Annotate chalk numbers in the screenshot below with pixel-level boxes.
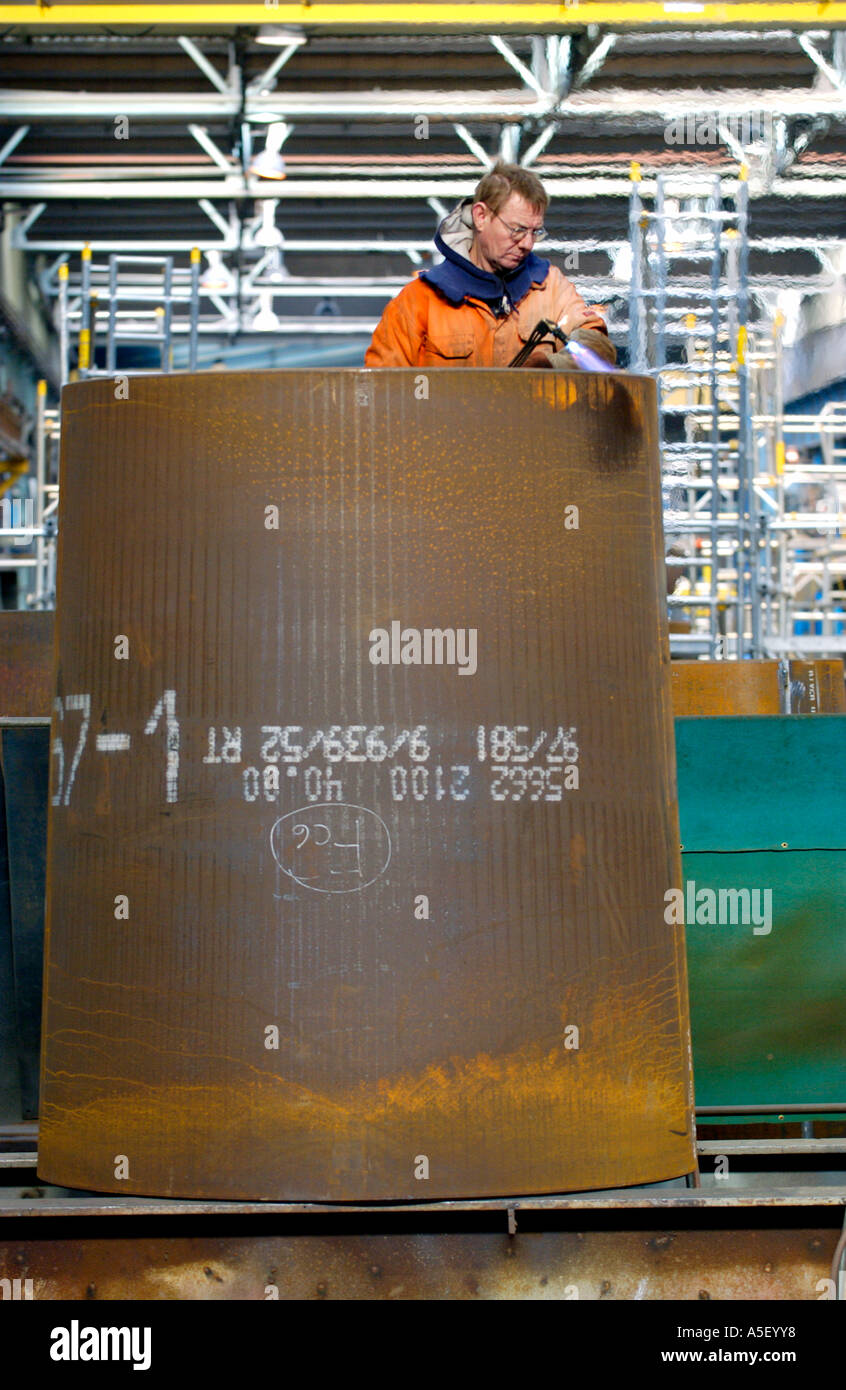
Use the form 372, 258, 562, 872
476, 724, 579, 765
49, 705, 577, 813
51, 689, 180, 807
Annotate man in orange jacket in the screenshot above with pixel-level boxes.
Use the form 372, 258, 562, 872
365, 161, 616, 370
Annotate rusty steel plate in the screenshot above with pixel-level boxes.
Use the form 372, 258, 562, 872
789, 659, 846, 714
38, 369, 694, 1201
0, 612, 54, 718
671, 658, 846, 717
0, 1227, 839, 1301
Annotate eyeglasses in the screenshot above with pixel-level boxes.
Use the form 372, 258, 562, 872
487, 207, 548, 243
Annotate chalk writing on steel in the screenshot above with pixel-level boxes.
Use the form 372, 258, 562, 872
51, 693, 91, 807
269, 802, 392, 893
144, 689, 180, 804
49, 708, 578, 811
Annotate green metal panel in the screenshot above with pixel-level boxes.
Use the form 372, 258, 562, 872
675, 716, 846, 1113
675, 715, 846, 852
681, 850, 846, 1109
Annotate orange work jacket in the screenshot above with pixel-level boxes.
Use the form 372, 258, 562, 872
364, 266, 610, 369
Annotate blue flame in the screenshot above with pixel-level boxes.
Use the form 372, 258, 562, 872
566, 339, 616, 373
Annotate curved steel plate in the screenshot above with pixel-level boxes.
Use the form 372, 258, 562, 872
39, 369, 694, 1200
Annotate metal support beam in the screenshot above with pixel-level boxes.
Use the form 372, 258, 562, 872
499, 123, 521, 162
247, 40, 306, 97
60, 279, 401, 302
718, 118, 747, 165
489, 35, 546, 97
798, 32, 846, 94
427, 196, 449, 223
198, 198, 233, 239
452, 124, 493, 169
531, 36, 549, 92
4, 86, 846, 122
0, 90, 236, 120
571, 33, 617, 92
627, 162, 646, 374
177, 36, 231, 96
206, 292, 237, 325
4, 174, 846, 200
0, 126, 29, 169
521, 121, 559, 168
551, 35, 574, 100
23, 237, 439, 254
188, 124, 234, 173
788, 115, 832, 166
12, 202, 45, 239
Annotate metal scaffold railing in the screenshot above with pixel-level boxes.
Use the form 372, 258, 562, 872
0, 379, 59, 610
628, 163, 846, 661
4, 248, 204, 608
33, 379, 60, 609
759, 392, 846, 658
56, 246, 200, 385
629, 162, 756, 659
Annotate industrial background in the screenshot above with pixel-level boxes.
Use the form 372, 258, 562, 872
0, 1, 845, 1304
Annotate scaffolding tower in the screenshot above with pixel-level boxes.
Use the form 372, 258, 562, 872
56, 247, 203, 385
0, 380, 59, 610
628, 163, 846, 661
629, 164, 756, 658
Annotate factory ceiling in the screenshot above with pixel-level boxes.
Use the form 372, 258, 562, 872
0, 9, 844, 362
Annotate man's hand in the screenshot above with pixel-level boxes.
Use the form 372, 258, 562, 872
549, 327, 618, 371
548, 349, 578, 370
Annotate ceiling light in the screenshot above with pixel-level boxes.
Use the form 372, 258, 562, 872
253, 289, 280, 332
199, 249, 235, 293
249, 122, 291, 180
255, 26, 307, 47
253, 199, 283, 248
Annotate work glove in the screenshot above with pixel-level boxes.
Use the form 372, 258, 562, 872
549, 327, 618, 370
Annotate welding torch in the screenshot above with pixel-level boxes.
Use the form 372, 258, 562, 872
508, 317, 617, 372
508, 318, 568, 368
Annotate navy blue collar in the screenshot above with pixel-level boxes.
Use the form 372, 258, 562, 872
421, 219, 550, 314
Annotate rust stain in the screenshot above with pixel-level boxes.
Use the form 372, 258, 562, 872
39, 960, 692, 1201
0, 1228, 838, 1301
671, 658, 845, 717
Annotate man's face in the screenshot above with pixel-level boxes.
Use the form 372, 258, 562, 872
471, 191, 546, 273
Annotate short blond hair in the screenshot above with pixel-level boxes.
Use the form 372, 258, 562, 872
473, 160, 549, 214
